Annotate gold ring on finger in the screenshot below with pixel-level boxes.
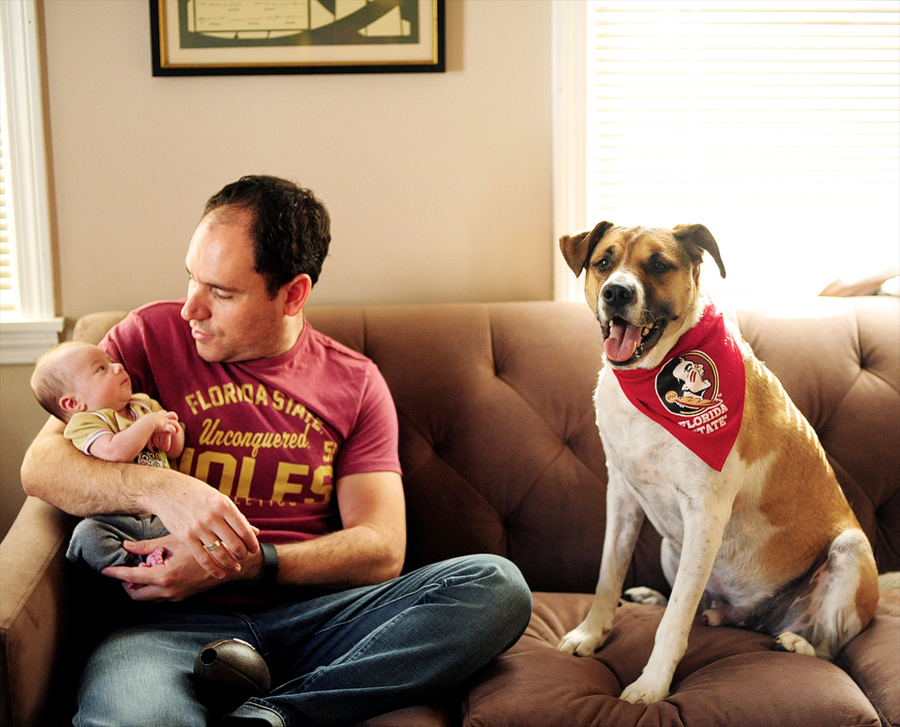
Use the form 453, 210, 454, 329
204, 539, 223, 553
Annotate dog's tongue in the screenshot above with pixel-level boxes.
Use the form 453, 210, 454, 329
605, 320, 642, 362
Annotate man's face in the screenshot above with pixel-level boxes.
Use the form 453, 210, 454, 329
181, 208, 296, 363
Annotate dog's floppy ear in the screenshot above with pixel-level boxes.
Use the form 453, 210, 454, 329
559, 221, 614, 275
673, 224, 726, 279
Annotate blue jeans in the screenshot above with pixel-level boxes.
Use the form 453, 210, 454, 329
74, 555, 532, 727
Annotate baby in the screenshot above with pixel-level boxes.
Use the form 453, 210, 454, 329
31, 341, 184, 576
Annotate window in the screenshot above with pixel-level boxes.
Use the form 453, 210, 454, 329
553, 0, 900, 301
0, 0, 62, 364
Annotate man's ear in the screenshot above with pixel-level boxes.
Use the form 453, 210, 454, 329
283, 274, 313, 317
559, 221, 615, 275
59, 396, 86, 415
673, 224, 726, 279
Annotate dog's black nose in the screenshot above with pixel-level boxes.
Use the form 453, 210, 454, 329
602, 283, 634, 307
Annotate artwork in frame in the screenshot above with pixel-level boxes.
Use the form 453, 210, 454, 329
150, 0, 445, 75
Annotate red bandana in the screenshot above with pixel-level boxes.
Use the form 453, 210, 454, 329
611, 298, 745, 471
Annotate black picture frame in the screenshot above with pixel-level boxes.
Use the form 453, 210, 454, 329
150, 0, 445, 76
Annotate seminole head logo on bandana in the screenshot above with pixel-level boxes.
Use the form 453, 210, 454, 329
613, 298, 745, 471
655, 351, 722, 416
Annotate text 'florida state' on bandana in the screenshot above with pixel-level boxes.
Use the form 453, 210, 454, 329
612, 298, 745, 471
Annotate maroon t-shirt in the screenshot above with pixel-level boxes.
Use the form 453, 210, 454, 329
101, 300, 401, 544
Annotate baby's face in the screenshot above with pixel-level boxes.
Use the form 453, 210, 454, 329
66, 344, 133, 412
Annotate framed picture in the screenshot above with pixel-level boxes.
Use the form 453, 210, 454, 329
150, 0, 445, 75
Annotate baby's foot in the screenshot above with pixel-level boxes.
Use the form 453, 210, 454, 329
143, 547, 166, 568
122, 547, 166, 592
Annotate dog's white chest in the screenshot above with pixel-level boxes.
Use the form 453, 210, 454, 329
594, 368, 708, 539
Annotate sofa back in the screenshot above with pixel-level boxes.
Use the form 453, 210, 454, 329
305, 297, 900, 594
74, 296, 900, 594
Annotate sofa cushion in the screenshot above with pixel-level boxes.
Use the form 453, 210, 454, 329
464, 592, 883, 727
835, 580, 900, 727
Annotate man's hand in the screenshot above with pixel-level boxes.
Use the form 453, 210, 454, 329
102, 535, 262, 602
147, 477, 260, 580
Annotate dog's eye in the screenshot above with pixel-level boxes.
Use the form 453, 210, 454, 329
650, 259, 670, 274
595, 257, 612, 271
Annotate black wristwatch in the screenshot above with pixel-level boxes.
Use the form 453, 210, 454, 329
259, 542, 278, 588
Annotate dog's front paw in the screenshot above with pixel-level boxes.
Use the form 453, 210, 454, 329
558, 623, 610, 657
622, 586, 667, 606
772, 631, 816, 657
619, 676, 669, 705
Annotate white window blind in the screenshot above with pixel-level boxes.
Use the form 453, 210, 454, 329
556, 0, 900, 298
0, 0, 61, 364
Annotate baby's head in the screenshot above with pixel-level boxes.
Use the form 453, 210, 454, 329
31, 342, 133, 421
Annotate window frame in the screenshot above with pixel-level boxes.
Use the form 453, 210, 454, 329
0, 0, 62, 364
551, 0, 590, 303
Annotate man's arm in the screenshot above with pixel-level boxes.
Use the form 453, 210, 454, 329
21, 416, 259, 578
104, 470, 406, 601
276, 470, 406, 588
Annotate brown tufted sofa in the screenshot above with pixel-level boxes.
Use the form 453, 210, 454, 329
2, 295, 898, 727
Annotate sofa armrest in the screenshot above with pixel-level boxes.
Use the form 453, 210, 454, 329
0, 497, 76, 727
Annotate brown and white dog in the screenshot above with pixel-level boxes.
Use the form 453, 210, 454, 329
557, 222, 879, 705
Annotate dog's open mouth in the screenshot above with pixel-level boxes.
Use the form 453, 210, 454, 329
603, 317, 666, 365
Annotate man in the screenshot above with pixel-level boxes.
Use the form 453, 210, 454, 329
21, 176, 533, 726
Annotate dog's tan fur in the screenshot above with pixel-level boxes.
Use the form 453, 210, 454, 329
557, 222, 878, 705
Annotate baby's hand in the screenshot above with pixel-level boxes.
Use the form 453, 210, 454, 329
150, 429, 172, 453
149, 410, 180, 434
148, 411, 180, 453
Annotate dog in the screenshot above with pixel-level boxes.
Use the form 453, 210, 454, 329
557, 222, 879, 705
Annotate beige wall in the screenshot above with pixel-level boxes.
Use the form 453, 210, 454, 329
0, 0, 554, 538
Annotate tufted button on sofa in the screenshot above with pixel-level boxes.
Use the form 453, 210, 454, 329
1, 296, 897, 727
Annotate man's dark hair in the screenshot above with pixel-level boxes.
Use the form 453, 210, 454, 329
204, 175, 331, 297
